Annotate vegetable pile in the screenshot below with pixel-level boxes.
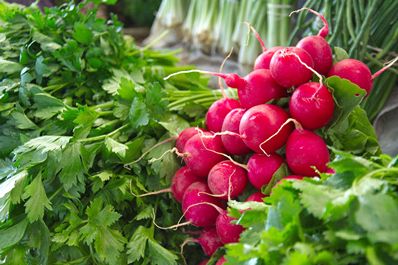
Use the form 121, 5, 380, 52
0, 1, 217, 264
152, 7, 392, 264
225, 151, 398, 265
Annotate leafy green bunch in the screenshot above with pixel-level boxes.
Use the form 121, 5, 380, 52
225, 151, 398, 265
0, 1, 216, 264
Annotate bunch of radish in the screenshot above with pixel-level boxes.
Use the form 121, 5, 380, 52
157, 8, 394, 265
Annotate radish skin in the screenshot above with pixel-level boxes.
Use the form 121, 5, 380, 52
197, 227, 223, 256
270, 47, 314, 88
216, 210, 244, 244
289, 82, 335, 130
208, 161, 248, 200
245, 191, 266, 202
239, 104, 293, 154
221, 108, 251, 155
176, 127, 201, 153
171, 166, 201, 202
206, 98, 241, 132
183, 132, 226, 177
247, 153, 285, 190
285, 129, 330, 176
328, 59, 373, 94
254, 46, 284, 70
182, 182, 223, 227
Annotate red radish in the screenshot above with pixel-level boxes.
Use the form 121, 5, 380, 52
286, 129, 330, 176
176, 127, 201, 153
171, 166, 201, 202
245, 191, 266, 202
221, 108, 251, 155
289, 82, 335, 130
164, 70, 286, 109
216, 256, 226, 265
198, 260, 209, 265
239, 104, 293, 154
328, 59, 373, 94
197, 227, 223, 256
208, 161, 248, 200
236, 69, 287, 108
182, 182, 223, 227
325, 168, 335, 174
216, 210, 244, 244
183, 132, 226, 177
292, 8, 332, 75
254, 46, 284, 70
206, 98, 241, 132
270, 47, 314, 88
247, 154, 285, 190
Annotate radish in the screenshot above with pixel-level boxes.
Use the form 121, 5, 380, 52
216, 256, 226, 265
182, 182, 223, 227
293, 8, 332, 75
245, 191, 266, 202
235, 69, 287, 108
165, 70, 286, 109
284, 175, 304, 180
216, 210, 244, 244
197, 227, 223, 256
183, 132, 226, 177
289, 82, 335, 130
328, 57, 398, 95
221, 108, 251, 155
247, 153, 285, 190
239, 104, 293, 154
171, 166, 201, 202
206, 98, 241, 132
285, 129, 330, 176
327, 59, 373, 94
176, 127, 201, 153
270, 47, 314, 88
208, 161, 248, 200
254, 46, 284, 70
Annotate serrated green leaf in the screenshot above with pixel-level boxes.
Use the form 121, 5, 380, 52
129, 98, 149, 129
33, 93, 66, 119
127, 226, 151, 263
94, 227, 126, 264
57, 142, 85, 190
105, 137, 128, 158
22, 175, 52, 222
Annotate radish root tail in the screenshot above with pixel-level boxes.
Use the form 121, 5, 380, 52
196, 128, 248, 170
290, 7, 329, 38
259, 118, 303, 156
218, 48, 234, 98
244, 21, 267, 51
164, 69, 227, 80
127, 136, 177, 165
372, 56, 398, 80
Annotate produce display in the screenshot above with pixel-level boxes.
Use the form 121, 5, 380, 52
0, 1, 397, 265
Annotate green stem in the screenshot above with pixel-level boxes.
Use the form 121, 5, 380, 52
79, 124, 129, 143
49, 187, 63, 201
98, 110, 114, 117
91, 101, 114, 110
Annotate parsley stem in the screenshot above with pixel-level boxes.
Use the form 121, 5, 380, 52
78, 124, 129, 143
49, 187, 63, 201
91, 101, 114, 110
98, 110, 114, 117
